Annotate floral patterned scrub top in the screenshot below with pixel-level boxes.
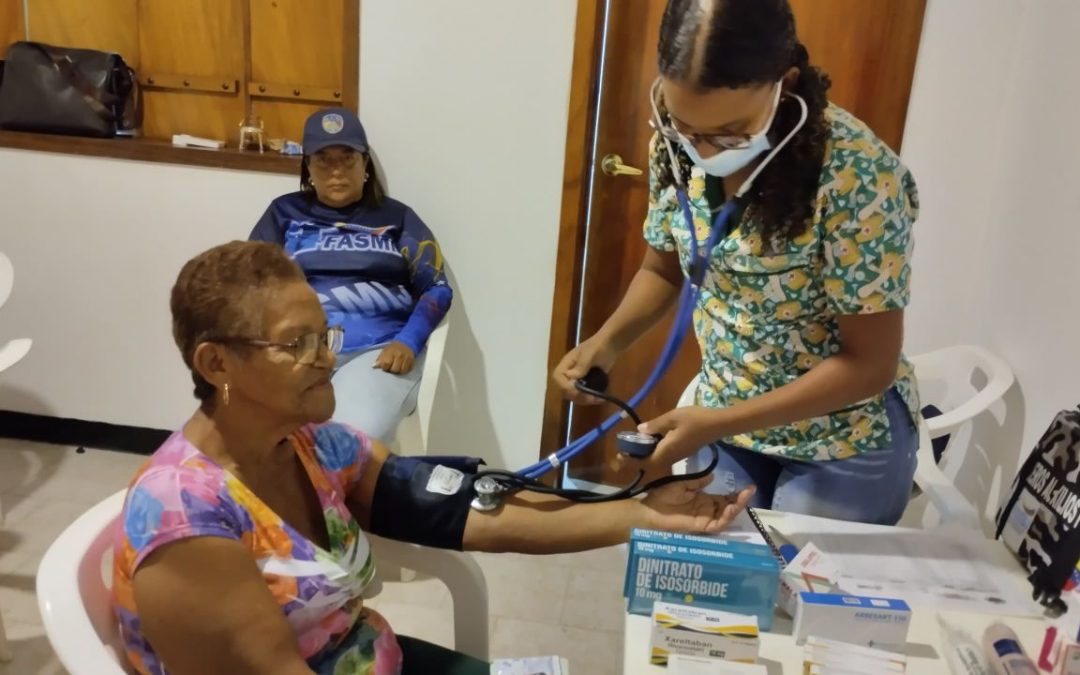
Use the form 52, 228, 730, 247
644, 103, 921, 461
113, 422, 403, 674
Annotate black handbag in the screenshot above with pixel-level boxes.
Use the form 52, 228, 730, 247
0, 41, 139, 138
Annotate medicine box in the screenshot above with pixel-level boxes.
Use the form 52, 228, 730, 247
793, 592, 911, 653
803, 636, 907, 674
650, 601, 759, 666
777, 543, 842, 617
669, 654, 767, 673
625, 529, 780, 629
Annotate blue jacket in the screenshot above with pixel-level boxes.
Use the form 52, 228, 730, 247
251, 192, 452, 354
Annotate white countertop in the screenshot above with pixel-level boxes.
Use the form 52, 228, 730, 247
622, 511, 1048, 674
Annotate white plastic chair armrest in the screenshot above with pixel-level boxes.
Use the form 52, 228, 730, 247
0, 338, 32, 373
37, 491, 130, 675
913, 423, 981, 529
0, 617, 11, 662
367, 535, 489, 661
676, 379, 698, 409
671, 379, 699, 475
920, 346, 1015, 439
416, 321, 449, 449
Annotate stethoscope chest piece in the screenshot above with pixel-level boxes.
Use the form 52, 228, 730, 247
470, 475, 507, 512
616, 430, 661, 458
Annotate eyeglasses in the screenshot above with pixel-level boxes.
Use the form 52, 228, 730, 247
216, 326, 345, 366
309, 151, 362, 171
649, 119, 755, 151
648, 79, 757, 151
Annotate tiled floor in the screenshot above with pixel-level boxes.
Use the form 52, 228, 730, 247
0, 438, 627, 674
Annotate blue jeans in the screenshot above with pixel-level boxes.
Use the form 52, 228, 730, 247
331, 346, 426, 443
686, 389, 918, 525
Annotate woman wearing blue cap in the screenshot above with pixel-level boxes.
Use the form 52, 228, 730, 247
251, 108, 452, 444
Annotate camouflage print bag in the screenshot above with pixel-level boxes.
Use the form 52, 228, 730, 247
996, 408, 1080, 613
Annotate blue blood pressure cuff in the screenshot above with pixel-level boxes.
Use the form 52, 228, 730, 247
369, 454, 485, 551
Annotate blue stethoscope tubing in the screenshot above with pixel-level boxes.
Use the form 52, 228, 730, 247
516, 194, 736, 481
515, 85, 808, 482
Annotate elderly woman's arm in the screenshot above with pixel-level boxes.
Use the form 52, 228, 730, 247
347, 441, 753, 554
132, 537, 315, 675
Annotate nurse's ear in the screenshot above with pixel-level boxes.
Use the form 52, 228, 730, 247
782, 66, 800, 91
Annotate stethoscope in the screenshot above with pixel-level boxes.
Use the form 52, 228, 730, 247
470, 81, 808, 512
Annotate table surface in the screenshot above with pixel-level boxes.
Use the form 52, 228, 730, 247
622, 510, 1048, 674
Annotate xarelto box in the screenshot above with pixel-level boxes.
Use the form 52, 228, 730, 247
650, 601, 759, 666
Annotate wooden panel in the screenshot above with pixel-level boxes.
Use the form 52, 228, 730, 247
10, 0, 359, 162
140, 73, 239, 94
251, 99, 323, 144
341, 0, 358, 110
138, 0, 245, 141
0, 0, 26, 52
789, 0, 927, 151
141, 91, 244, 142
250, 0, 343, 89
250, 81, 343, 104
27, 0, 137, 60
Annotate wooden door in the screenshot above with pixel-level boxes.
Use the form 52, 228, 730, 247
544, 0, 927, 486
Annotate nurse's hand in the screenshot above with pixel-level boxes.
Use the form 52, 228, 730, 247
552, 336, 618, 405
637, 406, 728, 470
374, 342, 416, 375
640, 476, 754, 534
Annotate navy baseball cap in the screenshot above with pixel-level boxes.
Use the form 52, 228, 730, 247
302, 108, 368, 155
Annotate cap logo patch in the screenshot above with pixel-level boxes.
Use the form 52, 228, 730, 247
321, 113, 344, 134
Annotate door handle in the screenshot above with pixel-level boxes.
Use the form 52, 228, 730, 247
600, 153, 643, 177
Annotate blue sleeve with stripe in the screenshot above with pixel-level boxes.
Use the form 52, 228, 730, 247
394, 208, 452, 354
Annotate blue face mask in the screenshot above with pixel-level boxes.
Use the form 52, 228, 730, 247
678, 81, 783, 178
680, 130, 772, 178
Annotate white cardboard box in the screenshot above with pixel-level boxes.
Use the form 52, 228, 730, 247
650, 602, 760, 666
793, 593, 911, 653
777, 543, 842, 617
669, 654, 767, 674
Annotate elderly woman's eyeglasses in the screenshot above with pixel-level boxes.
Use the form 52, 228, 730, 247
216, 326, 345, 366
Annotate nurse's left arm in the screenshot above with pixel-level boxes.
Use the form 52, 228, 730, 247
640, 309, 904, 468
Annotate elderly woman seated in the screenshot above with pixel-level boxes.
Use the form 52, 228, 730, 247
112, 241, 753, 675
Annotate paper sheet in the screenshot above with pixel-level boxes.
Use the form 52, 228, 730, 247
712, 510, 770, 547
774, 514, 1041, 618
490, 656, 569, 675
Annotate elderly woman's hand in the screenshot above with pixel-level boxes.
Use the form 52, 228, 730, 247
373, 341, 415, 374
639, 477, 755, 535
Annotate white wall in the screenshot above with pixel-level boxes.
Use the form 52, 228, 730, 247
0, 0, 578, 469
903, 0, 1080, 512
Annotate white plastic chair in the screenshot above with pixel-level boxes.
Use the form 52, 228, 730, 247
37, 489, 490, 675
393, 319, 449, 456
0, 250, 33, 374
671, 378, 701, 476
903, 345, 1015, 531
0, 250, 30, 663
674, 346, 1014, 532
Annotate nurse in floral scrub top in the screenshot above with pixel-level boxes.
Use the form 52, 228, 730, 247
554, 0, 922, 525
113, 241, 753, 675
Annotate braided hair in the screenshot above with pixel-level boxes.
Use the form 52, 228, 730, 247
654, 0, 831, 248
